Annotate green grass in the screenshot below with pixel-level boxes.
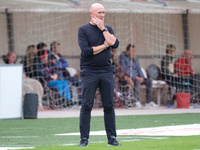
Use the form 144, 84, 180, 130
35, 136, 200, 150
0, 113, 200, 149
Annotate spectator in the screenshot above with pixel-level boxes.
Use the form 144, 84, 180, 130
3, 51, 44, 109
50, 41, 68, 69
119, 44, 157, 108
161, 44, 176, 77
50, 41, 82, 103
3, 51, 17, 64
21, 45, 38, 78
111, 48, 134, 99
50, 41, 80, 84
160, 44, 181, 87
112, 48, 134, 90
33, 50, 71, 102
174, 49, 194, 77
174, 49, 200, 94
48, 54, 65, 80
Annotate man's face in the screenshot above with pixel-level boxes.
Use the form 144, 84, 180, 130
170, 50, 175, 56
127, 47, 136, 57
42, 55, 48, 64
187, 51, 194, 61
42, 46, 47, 51
55, 44, 61, 54
90, 5, 105, 21
185, 50, 194, 61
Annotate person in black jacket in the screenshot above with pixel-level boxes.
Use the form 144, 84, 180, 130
78, 3, 120, 147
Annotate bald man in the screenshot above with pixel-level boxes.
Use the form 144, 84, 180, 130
174, 49, 200, 98
174, 50, 194, 77
78, 3, 120, 146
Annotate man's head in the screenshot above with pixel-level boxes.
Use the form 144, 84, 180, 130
184, 49, 194, 61
166, 44, 176, 56
90, 3, 105, 23
37, 50, 48, 64
126, 44, 136, 58
50, 41, 61, 54
37, 42, 47, 51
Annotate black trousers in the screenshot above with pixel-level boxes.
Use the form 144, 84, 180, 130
79, 69, 116, 139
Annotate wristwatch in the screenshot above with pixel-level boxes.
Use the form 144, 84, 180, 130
102, 27, 108, 32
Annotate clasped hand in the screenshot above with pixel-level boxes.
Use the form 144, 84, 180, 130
92, 17, 104, 30
51, 73, 58, 80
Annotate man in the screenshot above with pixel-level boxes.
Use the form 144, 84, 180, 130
174, 49, 194, 77
119, 44, 157, 108
50, 41, 69, 69
174, 49, 200, 94
78, 3, 120, 147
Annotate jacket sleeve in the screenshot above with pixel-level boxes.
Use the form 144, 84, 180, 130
119, 54, 131, 77
78, 27, 93, 57
136, 59, 145, 78
107, 26, 119, 49
61, 58, 69, 69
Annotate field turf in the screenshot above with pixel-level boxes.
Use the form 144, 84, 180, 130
0, 113, 200, 150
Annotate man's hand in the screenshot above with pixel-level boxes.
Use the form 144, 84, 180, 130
173, 73, 178, 77
51, 73, 58, 80
92, 17, 104, 30
93, 17, 117, 47
136, 76, 144, 83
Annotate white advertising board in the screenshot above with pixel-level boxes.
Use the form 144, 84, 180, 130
0, 65, 23, 119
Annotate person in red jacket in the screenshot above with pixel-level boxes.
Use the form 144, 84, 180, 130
174, 49, 194, 77
174, 49, 200, 96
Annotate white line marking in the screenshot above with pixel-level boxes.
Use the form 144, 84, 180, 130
0, 147, 34, 150
56, 124, 200, 136
0, 136, 39, 138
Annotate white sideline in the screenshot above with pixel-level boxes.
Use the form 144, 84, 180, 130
0, 147, 34, 150
56, 124, 200, 136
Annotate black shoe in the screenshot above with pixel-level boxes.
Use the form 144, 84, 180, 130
78, 138, 88, 147
108, 137, 121, 146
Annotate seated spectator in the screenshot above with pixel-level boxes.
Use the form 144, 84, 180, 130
3, 51, 17, 64
161, 44, 176, 78
174, 49, 194, 77
48, 54, 65, 80
119, 44, 157, 108
174, 49, 200, 93
3, 51, 44, 110
111, 48, 134, 94
21, 45, 38, 78
32, 50, 71, 102
50, 41, 81, 86
161, 44, 181, 87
